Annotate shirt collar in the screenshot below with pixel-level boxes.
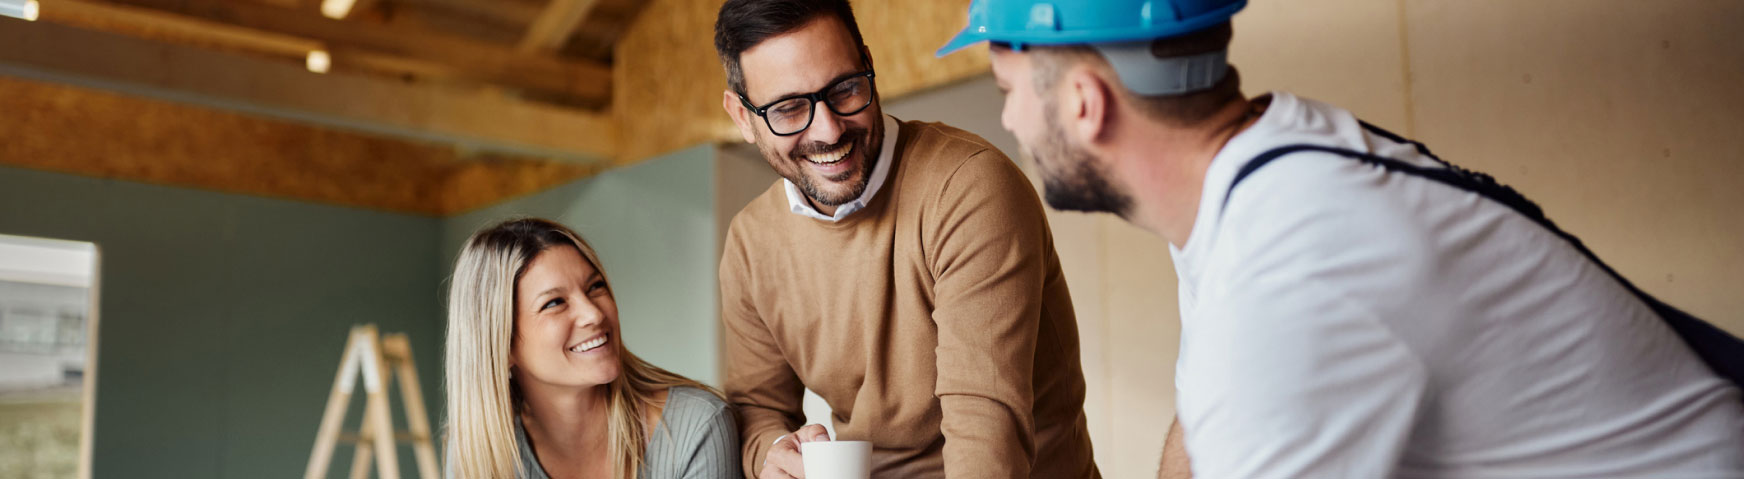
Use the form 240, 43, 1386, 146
784, 114, 899, 222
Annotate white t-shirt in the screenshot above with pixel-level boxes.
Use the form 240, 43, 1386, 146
1170, 91, 1744, 478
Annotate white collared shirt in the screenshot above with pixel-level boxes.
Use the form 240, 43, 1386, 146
783, 115, 899, 222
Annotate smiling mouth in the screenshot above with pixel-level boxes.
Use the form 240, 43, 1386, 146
568, 333, 610, 353
803, 141, 853, 165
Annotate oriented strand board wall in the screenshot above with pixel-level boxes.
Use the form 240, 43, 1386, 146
0, 76, 597, 216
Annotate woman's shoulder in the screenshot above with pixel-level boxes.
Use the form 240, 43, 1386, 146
663, 386, 730, 419
652, 386, 736, 451
645, 387, 740, 476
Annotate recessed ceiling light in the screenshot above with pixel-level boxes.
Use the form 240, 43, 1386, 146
320, 0, 357, 19
0, 0, 40, 22
306, 50, 332, 74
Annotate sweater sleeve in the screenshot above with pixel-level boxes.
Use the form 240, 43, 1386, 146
719, 222, 805, 478
925, 149, 1048, 478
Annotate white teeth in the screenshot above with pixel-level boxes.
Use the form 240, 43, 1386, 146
569, 335, 608, 353
804, 142, 853, 165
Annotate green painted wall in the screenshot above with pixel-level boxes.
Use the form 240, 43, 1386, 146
441, 145, 722, 387
0, 143, 722, 478
0, 166, 445, 478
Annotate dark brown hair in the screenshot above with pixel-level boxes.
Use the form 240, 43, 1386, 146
714, 0, 868, 96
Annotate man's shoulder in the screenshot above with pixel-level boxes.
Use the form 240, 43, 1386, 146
725, 179, 792, 237
895, 119, 1011, 175
891, 119, 1029, 198
899, 119, 996, 150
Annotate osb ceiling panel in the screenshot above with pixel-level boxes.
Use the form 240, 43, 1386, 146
0, 76, 596, 216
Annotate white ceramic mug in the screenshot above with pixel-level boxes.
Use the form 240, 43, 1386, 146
800, 440, 872, 479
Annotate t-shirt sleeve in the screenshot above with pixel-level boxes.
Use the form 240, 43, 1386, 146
1184, 275, 1427, 478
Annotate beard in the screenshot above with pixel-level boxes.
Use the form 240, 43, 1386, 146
1029, 103, 1133, 217
759, 119, 883, 208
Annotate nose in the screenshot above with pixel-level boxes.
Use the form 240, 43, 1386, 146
571, 296, 604, 329
805, 100, 846, 145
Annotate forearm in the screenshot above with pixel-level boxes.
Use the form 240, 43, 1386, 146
733, 407, 796, 473
1158, 416, 1190, 479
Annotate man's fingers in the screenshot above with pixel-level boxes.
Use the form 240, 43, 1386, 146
764, 424, 828, 479
795, 424, 831, 443
758, 461, 798, 479
765, 444, 806, 478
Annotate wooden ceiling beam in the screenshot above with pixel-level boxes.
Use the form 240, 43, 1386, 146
518, 0, 601, 53
39, 0, 542, 97
41, 0, 323, 57
0, 20, 616, 161
89, 0, 611, 105
0, 76, 600, 216
396, 0, 543, 27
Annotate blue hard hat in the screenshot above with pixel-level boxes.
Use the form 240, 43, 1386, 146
937, 0, 1248, 55
938, 0, 1248, 96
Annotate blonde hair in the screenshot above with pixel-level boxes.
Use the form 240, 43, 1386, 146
444, 218, 720, 479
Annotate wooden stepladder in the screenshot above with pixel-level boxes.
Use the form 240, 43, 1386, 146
306, 325, 440, 479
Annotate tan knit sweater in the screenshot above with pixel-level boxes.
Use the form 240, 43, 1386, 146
720, 119, 1098, 478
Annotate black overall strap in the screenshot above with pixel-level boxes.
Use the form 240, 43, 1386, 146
1220, 122, 1744, 391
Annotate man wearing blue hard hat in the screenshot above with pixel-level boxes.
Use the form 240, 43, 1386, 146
941, 0, 1744, 478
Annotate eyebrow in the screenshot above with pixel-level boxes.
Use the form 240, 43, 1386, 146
755, 69, 866, 106
533, 287, 563, 300
527, 273, 603, 303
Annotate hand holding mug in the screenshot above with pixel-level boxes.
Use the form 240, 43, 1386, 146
759, 424, 830, 479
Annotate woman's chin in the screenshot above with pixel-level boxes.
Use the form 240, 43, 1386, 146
580, 365, 622, 388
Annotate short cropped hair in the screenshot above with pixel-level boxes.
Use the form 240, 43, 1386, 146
714, 0, 868, 96
1025, 23, 1242, 126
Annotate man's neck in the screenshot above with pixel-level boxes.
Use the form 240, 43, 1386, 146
1117, 97, 1266, 248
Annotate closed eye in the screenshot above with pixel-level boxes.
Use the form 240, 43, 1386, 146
588, 280, 609, 293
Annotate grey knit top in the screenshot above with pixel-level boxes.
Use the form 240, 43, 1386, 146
448, 387, 740, 479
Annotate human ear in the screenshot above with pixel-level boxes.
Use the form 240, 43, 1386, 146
1066, 68, 1111, 145
722, 89, 759, 144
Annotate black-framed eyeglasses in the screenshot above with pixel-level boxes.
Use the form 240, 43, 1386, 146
738, 70, 876, 136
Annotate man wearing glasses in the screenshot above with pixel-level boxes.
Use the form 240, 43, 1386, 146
713, 0, 1099, 478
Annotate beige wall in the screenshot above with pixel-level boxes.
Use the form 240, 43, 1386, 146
1236, 0, 1744, 328
886, 1, 1744, 477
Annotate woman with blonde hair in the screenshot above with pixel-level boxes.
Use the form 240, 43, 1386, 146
444, 218, 739, 478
